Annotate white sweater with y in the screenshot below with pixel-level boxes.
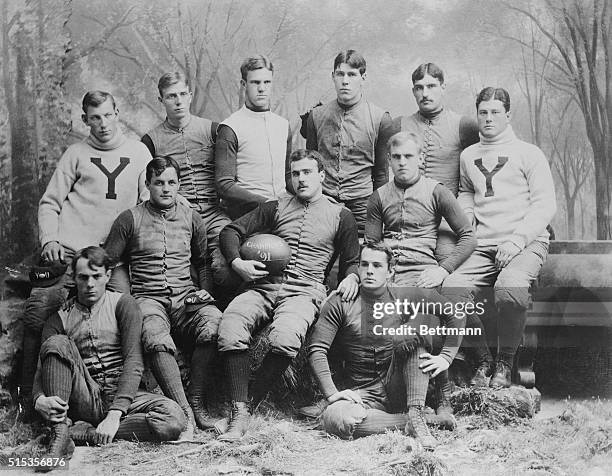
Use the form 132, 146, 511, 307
458, 125, 556, 249
38, 131, 151, 253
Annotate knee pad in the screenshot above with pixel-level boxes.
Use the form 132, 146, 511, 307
494, 286, 530, 311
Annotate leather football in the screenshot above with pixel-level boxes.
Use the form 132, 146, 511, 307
239, 233, 292, 275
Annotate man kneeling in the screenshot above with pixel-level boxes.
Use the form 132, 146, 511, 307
33, 247, 185, 471
308, 243, 452, 450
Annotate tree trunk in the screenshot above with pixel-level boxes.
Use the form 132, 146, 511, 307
594, 151, 612, 240
9, 25, 38, 261
567, 197, 576, 239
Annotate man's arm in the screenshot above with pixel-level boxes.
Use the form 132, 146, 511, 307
38, 150, 78, 250
364, 191, 384, 243
334, 208, 360, 282
457, 155, 476, 226
459, 116, 480, 150
191, 210, 209, 289
136, 145, 153, 203
285, 123, 294, 194
104, 210, 135, 266
215, 124, 269, 212
434, 184, 476, 273
109, 294, 144, 414
372, 112, 395, 190
308, 294, 345, 398
140, 134, 155, 157
219, 200, 279, 264
509, 148, 557, 249
305, 113, 318, 151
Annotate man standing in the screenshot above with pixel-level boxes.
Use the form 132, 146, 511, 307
308, 243, 462, 449
142, 72, 233, 292
217, 149, 360, 441
20, 91, 151, 419
33, 246, 185, 470
105, 157, 222, 437
215, 55, 292, 219
305, 50, 394, 235
444, 87, 556, 388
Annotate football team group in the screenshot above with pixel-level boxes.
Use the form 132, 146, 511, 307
19, 49, 556, 470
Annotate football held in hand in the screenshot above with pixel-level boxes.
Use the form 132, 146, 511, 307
240, 234, 292, 275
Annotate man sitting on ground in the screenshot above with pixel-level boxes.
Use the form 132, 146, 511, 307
33, 246, 185, 471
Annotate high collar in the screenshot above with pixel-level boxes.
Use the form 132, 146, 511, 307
164, 115, 192, 132
361, 285, 390, 302
480, 124, 516, 145
145, 200, 177, 215
393, 174, 421, 190
418, 107, 444, 122
75, 290, 108, 314
242, 104, 271, 116
336, 94, 363, 111
86, 127, 126, 151
296, 193, 325, 206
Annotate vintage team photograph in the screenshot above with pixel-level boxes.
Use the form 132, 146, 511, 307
0, 0, 611, 474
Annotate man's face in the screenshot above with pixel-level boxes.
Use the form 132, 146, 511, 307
74, 258, 111, 307
82, 99, 119, 143
412, 74, 445, 114
242, 68, 273, 111
359, 248, 392, 290
333, 63, 365, 105
160, 81, 192, 123
291, 158, 324, 201
389, 140, 421, 185
477, 99, 510, 138
146, 167, 180, 209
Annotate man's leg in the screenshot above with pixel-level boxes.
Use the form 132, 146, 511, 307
139, 297, 193, 439
113, 391, 186, 442
20, 270, 73, 421
217, 288, 272, 441
251, 289, 324, 406
434, 219, 457, 263
36, 335, 106, 471
173, 297, 223, 430
344, 196, 368, 238
443, 246, 498, 386
491, 240, 548, 388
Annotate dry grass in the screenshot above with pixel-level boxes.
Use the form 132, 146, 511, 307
1, 398, 612, 475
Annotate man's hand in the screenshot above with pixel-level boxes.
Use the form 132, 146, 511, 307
41, 241, 66, 263
327, 389, 363, 405
336, 274, 359, 302
231, 257, 269, 282
495, 241, 521, 270
419, 353, 450, 378
416, 266, 449, 288
95, 410, 122, 445
34, 395, 68, 423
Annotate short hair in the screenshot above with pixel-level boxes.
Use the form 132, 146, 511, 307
361, 242, 394, 269
289, 149, 325, 172
476, 87, 511, 112
386, 131, 422, 155
158, 72, 189, 97
146, 157, 181, 182
412, 63, 445, 85
333, 50, 366, 75
240, 55, 274, 81
71, 246, 112, 274
82, 91, 116, 114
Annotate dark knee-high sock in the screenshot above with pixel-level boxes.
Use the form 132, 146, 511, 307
251, 353, 292, 403
41, 354, 72, 403
354, 409, 408, 437
497, 304, 528, 363
224, 350, 250, 402
149, 351, 189, 409
20, 330, 41, 397
115, 415, 158, 442
403, 348, 430, 407
432, 370, 451, 408
464, 314, 493, 364
188, 343, 217, 399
